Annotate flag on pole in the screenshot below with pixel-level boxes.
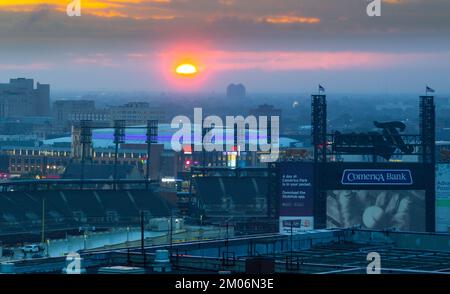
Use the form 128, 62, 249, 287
426, 86, 435, 94
318, 84, 325, 93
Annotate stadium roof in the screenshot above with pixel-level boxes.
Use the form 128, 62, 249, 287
43, 124, 301, 151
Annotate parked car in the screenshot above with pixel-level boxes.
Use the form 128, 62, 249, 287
22, 244, 41, 253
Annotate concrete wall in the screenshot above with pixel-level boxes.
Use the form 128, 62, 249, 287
352, 230, 450, 251
47, 229, 165, 257
45, 226, 228, 257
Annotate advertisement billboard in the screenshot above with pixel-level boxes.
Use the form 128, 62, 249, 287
278, 162, 314, 234
327, 190, 425, 231
436, 164, 450, 232
341, 169, 413, 186
279, 216, 314, 234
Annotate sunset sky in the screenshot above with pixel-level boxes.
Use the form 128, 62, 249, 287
0, 0, 449, 93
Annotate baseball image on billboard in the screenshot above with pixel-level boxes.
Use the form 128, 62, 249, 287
327, 190, 425, 232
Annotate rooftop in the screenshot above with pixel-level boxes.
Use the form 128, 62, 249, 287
6, 229, 450, 274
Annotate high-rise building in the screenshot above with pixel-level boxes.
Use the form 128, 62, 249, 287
226, 83, 246, 99
36, 82, 50, 116
0, 78, 51, 118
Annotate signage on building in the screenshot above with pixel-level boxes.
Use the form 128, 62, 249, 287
332, 121, 414, 159
341, 169, 413, 185
436, 164, 450, 232
278, 162, 315, 234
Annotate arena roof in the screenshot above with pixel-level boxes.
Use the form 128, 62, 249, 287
43, 124, 301, 151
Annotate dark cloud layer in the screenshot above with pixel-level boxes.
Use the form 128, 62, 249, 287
0, 0, 449, 92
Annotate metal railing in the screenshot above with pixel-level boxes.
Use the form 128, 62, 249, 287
0, 178, 159, 192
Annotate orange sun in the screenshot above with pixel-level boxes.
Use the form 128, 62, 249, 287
175, 63, 198, 76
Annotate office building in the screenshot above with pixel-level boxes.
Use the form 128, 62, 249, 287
109, 102, 165, 124
0, 78, 50, 118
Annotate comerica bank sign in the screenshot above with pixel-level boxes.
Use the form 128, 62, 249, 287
341, 169, 413, 185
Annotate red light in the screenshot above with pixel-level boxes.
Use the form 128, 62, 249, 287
183, 145, 192, 153
185, 160, 191, 165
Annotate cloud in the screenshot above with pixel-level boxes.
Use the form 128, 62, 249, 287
263, 15, 320, 24
71, 53, 119, 67
25, 5, 52, 26
0, 0, 174, 19
156, 49, 450, 73
0, 62, 52, 70
218, 0, 236, 6
1, 0, 449, 44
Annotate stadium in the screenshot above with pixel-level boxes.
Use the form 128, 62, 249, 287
0, 93, 448, 275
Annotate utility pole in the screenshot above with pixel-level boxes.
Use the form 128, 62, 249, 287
225, 217, 232, 254
41, 198, 45, 244
140, 211, 146, 266
169, 214, 173, 254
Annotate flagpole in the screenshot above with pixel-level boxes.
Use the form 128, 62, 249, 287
318, 85, 323, 95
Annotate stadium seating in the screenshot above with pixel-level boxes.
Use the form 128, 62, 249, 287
195, 176, 268, 216
0, 189, 173, 234
194, 178, 224, 205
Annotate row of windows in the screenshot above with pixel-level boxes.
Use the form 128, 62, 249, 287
179, 155, 253, 162
10, 166, 43, 172
10, 150, 70, 157
8, 150, 151, 158
92, 160, 140, 166
10, 158, 64, 165
69, 113, 110, 121
93, 152, 146, 159
10, 161, 139, 173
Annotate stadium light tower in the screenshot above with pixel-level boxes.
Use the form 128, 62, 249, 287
146, 120, 158, 189
113, 120, 126, 190
311, 94, 327, 163
79, 120, 92, 189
